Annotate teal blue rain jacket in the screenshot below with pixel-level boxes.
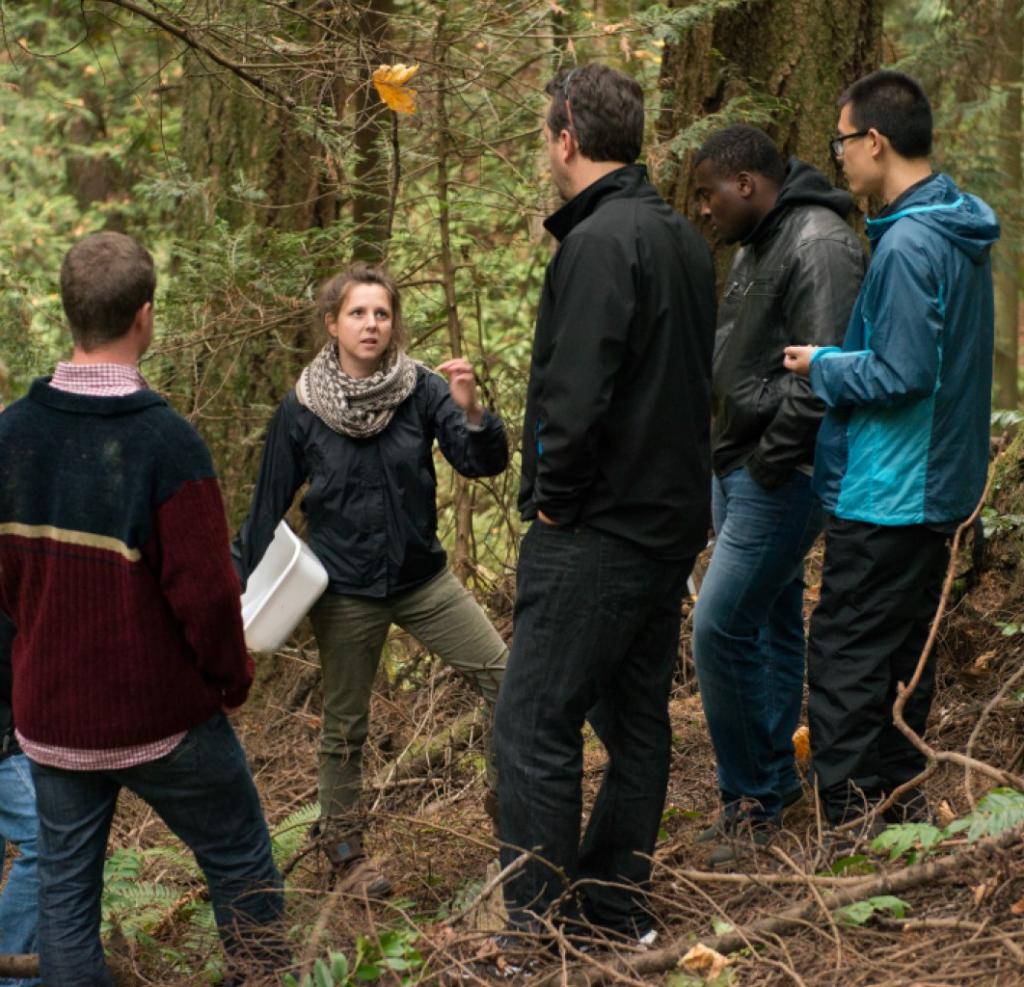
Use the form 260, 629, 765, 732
809, 173, 1000, 526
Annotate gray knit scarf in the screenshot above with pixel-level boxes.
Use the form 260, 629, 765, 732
295, 342, 418, 438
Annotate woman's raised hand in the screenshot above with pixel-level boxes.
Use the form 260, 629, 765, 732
437, 358, 484, 426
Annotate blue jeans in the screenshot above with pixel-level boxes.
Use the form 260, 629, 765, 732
496, 522, 692, 936
692, 466, 822, 820
0, 753, 41, 987
30, 714, 287, 987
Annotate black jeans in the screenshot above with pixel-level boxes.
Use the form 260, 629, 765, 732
807, 517, 949, 823
495, 522, 692, 935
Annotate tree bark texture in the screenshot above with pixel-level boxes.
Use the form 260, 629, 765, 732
993, 0, 1022, 409
656, 0, 881, 242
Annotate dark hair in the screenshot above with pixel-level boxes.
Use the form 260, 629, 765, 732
545, 64, 644, 164
839, 70, 932, 159
316, 262, 405, 351
693, 125, 786, 185
60, 232, 156, 351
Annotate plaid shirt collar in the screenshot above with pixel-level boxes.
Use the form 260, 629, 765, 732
50, 361, 148, 397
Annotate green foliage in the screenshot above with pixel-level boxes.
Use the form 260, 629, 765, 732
826, 853, 876, 877
862, 789, 1024, 870
281, 926, 424, 987
991, 409, 1024, 433
636, 0, 750, 44
270, 801, 322, 870
102, 846, 222, 980
870, 822, 946, 863
981, 506, 1024, 539
834, 895, 910, 926
944, 787, 1024, 842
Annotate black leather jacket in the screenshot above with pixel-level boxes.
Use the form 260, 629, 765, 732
712, 159, 866, 488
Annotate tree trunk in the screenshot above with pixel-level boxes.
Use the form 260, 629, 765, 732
351, 0, 397, 262
993, 0, 1022, 409
656, 0, 881, 257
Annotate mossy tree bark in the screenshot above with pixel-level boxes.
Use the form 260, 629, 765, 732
655, 0, 882, 261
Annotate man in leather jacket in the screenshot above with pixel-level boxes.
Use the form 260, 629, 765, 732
690, 126, 865, 867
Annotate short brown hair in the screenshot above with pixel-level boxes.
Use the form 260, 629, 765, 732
545, 64, 644, 164
60, 232, 156, 351
316, 262, 405, 352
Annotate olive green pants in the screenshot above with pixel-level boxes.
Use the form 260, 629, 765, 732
309, 567, 507, 827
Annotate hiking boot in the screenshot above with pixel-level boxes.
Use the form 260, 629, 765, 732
883, 786, 932, 825
321, 832, 392, 898
697, 787, 802, 845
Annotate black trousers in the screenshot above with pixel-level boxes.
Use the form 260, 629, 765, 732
807, 516, 949, 823
495, 522, 692, 936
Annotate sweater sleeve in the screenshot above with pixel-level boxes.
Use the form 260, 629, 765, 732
534, 232, 634, 523
426, 372, 509, 478
232, 395, 308, 588
155, 474, 254, 709
809, 242, 942, 410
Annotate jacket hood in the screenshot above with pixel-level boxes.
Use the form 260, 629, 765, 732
544, 164, 651, 242
867, 172, 1000, 263
743, 158, 854, 245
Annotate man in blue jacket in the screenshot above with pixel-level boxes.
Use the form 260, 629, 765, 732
785, 70, 999, 827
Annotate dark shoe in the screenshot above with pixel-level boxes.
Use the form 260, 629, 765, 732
706, 817, 779, 870
698, 788, 802, 845
883, 787, 932, 825
321, 832, 392, 898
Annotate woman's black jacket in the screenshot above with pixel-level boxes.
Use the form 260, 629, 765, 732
234, 365, 508, 598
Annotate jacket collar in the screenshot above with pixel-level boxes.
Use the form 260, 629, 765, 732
29, 377, 166, 416
544, 164, 648, 242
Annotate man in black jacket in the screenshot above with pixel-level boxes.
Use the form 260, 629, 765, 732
690, 126, 864, 867
495, 63, 715, 943
0, 613, 41, 985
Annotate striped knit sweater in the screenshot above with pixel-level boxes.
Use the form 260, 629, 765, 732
0, 378, 253, 748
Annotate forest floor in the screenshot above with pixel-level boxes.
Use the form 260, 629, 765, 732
106, 519, 1024, 987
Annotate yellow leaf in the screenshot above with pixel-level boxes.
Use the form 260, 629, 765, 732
372, 63, 419, 115
681, 943, 732, 979
792, 724, 811, 763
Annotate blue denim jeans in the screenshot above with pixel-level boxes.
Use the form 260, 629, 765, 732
495, 522, 692, 936
692, 466, 822, 821
0, 753, 41, 986
30, 714, 287, 987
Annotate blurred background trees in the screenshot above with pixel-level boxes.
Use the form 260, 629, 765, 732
0, 0, 1018, 565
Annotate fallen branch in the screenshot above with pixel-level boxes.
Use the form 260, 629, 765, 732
0, 956, 39, 980
876, 916, 1024, 964
892, 467, 1024, 792
531, 824, 1024, 986
372, 710, 485, 788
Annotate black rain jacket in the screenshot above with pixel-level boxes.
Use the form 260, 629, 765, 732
234, 365, 508, 597
519, 164, 716, 560
711, 159, 866, 488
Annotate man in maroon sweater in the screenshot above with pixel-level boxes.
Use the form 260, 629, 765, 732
0, 232, 286, 986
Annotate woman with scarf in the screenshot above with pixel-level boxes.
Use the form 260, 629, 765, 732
234, 263, 508, 897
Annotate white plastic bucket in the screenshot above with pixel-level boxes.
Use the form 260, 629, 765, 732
240, 521, 329, 652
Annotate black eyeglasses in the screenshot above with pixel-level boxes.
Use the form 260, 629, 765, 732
830, 129, 870, 158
